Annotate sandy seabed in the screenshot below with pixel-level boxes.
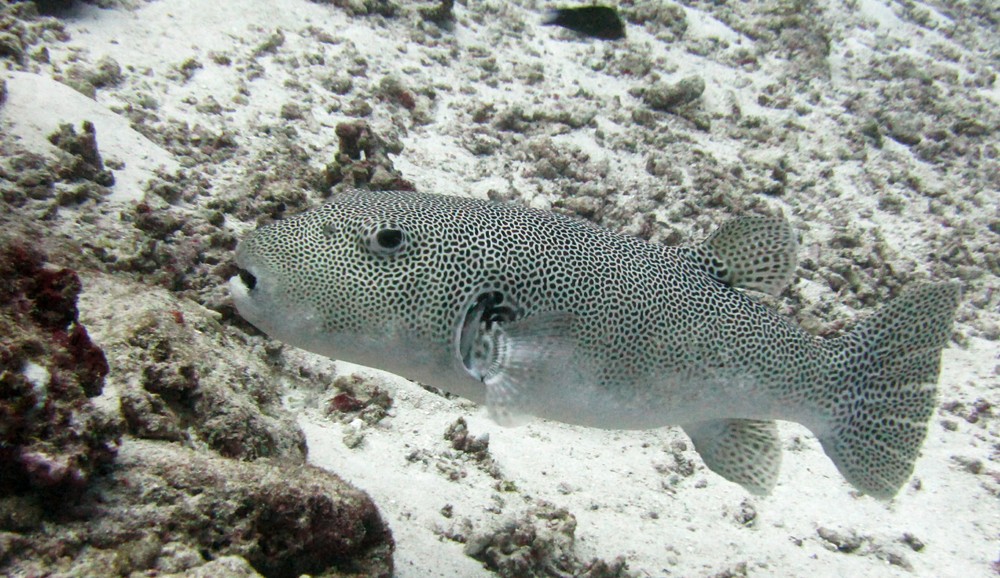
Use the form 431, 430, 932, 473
0, 1, 997, 577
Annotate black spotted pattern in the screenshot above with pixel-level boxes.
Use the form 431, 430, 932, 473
817, 283, 959, 498
240, 190, 822, 418
237, 190, 959, 497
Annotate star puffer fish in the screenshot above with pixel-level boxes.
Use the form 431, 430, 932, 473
230, 189, 959, 499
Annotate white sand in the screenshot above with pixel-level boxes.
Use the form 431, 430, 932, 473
3, 0, 996, 576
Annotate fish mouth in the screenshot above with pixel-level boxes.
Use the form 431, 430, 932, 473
459, 290, 519, 372
236, 268, 257, 290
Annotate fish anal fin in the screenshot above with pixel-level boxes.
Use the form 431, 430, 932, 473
483, 312, 576, 426
683, 419, 783, 496
689, 216, 797, 296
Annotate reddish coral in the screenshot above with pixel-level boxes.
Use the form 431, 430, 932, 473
0, 242, 109, 398
31, 267, 81, 329
329, 392, 365, 413
0, 240, 119, 498
61, 324, 110, 397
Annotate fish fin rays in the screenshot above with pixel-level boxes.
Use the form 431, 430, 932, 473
482, 312, 577, 426
683, 419, 783, 496
689, 216, 797, 296
816, 282, 960, 499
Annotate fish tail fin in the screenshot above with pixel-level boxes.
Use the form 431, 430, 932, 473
817, 282, 960, 499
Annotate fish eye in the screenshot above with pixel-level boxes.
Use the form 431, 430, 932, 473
376, 228, 403, 249
362, 224, 409, 256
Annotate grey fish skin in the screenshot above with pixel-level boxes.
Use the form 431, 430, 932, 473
230, 189, 959, 498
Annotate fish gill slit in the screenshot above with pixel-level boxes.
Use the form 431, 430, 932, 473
459, 290, 519, 374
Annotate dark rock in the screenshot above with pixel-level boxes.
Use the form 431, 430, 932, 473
420, 0, 454, 26
817, 527, 866, 553
131, 202, 184, 238
279, 102, 304, 120
0, 495, 43, 532
0, 2, 68, 67
901, 532, 925, 552
377, 75, 417, 110
0, 32, 24, 61
0, 440, 394, 578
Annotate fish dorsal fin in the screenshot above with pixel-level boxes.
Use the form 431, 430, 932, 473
688, 217, 797, 296
480, 312, 577, 426
682, 419, 783, 495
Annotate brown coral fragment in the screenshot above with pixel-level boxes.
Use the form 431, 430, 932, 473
47, 121, 115, 187
323, 121, 414, 192
465, 502, 633, 578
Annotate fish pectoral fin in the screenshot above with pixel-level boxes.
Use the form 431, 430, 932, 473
683, 419, 783, 496
688, 216, 797, 296
482, 312, 577, 426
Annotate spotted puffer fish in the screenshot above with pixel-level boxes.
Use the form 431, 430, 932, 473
230, 190, 959, 498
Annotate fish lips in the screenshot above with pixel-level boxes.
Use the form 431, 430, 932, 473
229, 264, 267, 329
230, 241, 278, 330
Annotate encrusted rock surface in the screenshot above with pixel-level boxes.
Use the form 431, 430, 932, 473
0, 242, 119, 497
1, 439, 393, 578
